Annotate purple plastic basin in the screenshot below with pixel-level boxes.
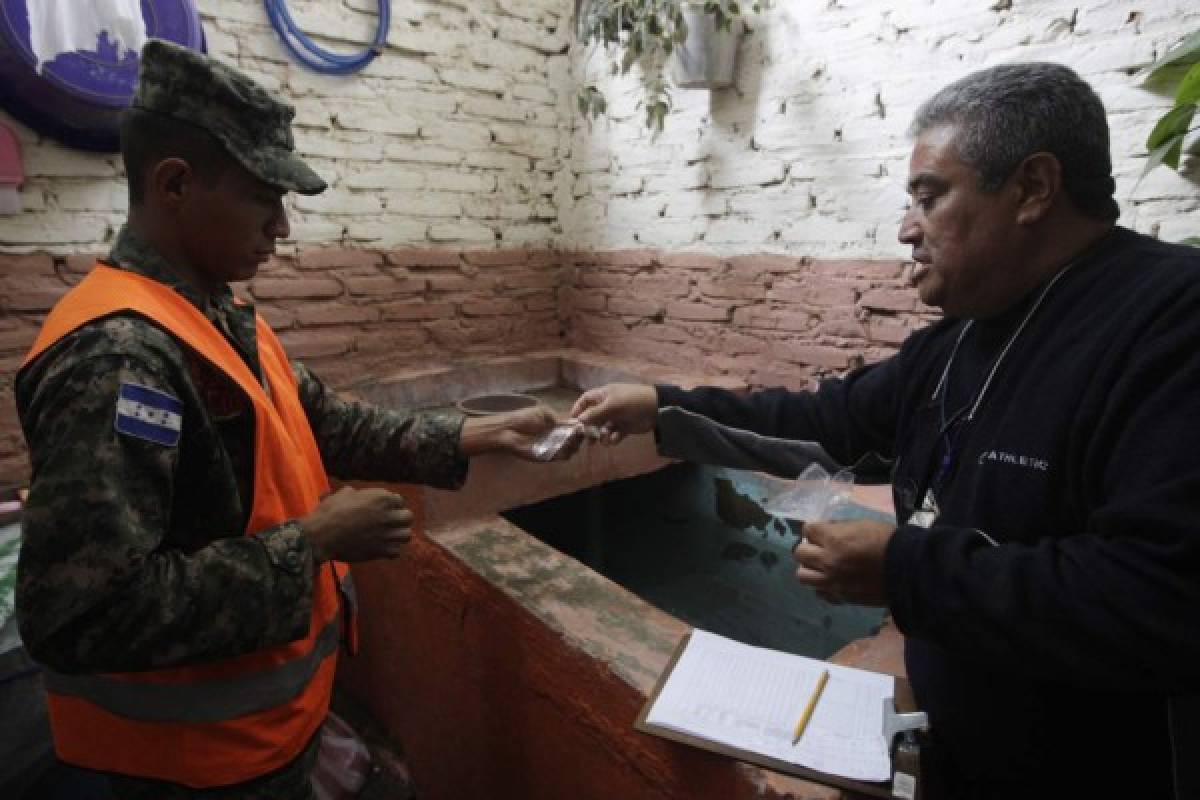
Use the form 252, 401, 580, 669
0, 0, 204, 151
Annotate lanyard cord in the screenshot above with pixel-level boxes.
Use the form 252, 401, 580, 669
931, 263, 1077, 427
920, 263, 1078, 500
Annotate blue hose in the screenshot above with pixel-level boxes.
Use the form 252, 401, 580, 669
263, 0, 390, 75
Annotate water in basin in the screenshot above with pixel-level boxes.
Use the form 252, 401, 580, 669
503, 462, 890, 660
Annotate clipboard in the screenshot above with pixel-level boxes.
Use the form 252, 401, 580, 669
635, 631, 902, 800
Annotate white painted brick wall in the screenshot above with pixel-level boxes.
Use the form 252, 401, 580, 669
2, 0, 1197, 257
0, 0, 569, 253
560, 0, 1200, 257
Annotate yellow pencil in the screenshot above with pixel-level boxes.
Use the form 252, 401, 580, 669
791, 669, 830, 745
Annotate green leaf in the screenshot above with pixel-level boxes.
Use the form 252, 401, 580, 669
1147, 104, 1196, 150
621, 45, 638, 72
647, 101, 667, 132
1146, 30, 1200, 80
578, 85, 607, 121
572, 0, 758, 132
1176, 62, 1200, 106
1179, 237, 1200, 248
1143, 134, 1185, 177
1142, 62, 1192, 95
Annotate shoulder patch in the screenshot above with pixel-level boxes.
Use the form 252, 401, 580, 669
114, 382, 183, 446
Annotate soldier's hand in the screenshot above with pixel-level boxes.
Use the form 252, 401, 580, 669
460, 405, 584, 461
301, 486, 413, 563
498, 405, 585, 461
570, 383, 658, 444
792, 519, 894, 607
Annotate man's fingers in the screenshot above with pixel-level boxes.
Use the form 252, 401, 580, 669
320, 485, 355, 503
794, 542, 837, 597
569, 390, 603, 420
801, 521, 831, 545
575, 408, 604, 427
792, 542, 828, 570
356, 487, 404, 506
795, 567, 844, 605
386, 520, 414, 545
794, 566, 828, 586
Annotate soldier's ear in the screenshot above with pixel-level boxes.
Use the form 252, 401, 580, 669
149, 157, 194, 210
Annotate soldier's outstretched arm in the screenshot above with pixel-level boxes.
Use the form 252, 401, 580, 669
292, 362, 572, 480
293, 362, 469, 487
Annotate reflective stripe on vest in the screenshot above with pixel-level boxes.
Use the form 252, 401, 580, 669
42, 615, 340, 723
18, 264, 355, 788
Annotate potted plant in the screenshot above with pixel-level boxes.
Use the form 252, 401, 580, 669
672, 2, 743, 89
574, 0, 758, 132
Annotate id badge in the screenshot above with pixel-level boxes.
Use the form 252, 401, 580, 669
908, 489, 939, 528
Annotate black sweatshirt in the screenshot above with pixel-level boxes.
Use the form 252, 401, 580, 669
657, 227, 1200, 799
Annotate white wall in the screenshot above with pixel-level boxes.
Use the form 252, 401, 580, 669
1, 0, 1197, 258
560, 0, 1200, 257
0, 0, 572, 253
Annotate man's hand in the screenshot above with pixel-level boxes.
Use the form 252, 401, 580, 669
792, 519, 895, 607
301, 486, 414, 563
459, 405, 582, 461
570, 383, 658, 444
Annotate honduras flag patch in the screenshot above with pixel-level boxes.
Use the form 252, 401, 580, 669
114, 382, 183, 447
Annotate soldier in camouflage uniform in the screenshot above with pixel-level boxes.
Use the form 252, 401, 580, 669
15, 40, 566, 800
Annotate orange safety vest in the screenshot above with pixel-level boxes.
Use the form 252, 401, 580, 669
19, 264, 357, 787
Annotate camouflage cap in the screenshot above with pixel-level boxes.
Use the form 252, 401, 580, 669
132, 39, 326, 195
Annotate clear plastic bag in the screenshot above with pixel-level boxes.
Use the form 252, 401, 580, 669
531, 422, 605, 461
763, 463, 855, 524
311, 712, 371, 800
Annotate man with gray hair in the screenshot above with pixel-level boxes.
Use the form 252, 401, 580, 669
573, 62, 1200, 798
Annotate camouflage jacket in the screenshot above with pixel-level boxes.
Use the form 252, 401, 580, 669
15, 226, 467, 674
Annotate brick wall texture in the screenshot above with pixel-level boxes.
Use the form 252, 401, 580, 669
2, 0, 1200, 482
3, 1, 1197, 257
565, 0, 1200, 253
0, 247, 569, 479
0, 245, 929, 481
2, 0, 572, 253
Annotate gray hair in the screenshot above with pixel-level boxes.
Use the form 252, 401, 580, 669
911, 62, 1118, 222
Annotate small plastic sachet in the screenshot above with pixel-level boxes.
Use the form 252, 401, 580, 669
531, 421, 605, 461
